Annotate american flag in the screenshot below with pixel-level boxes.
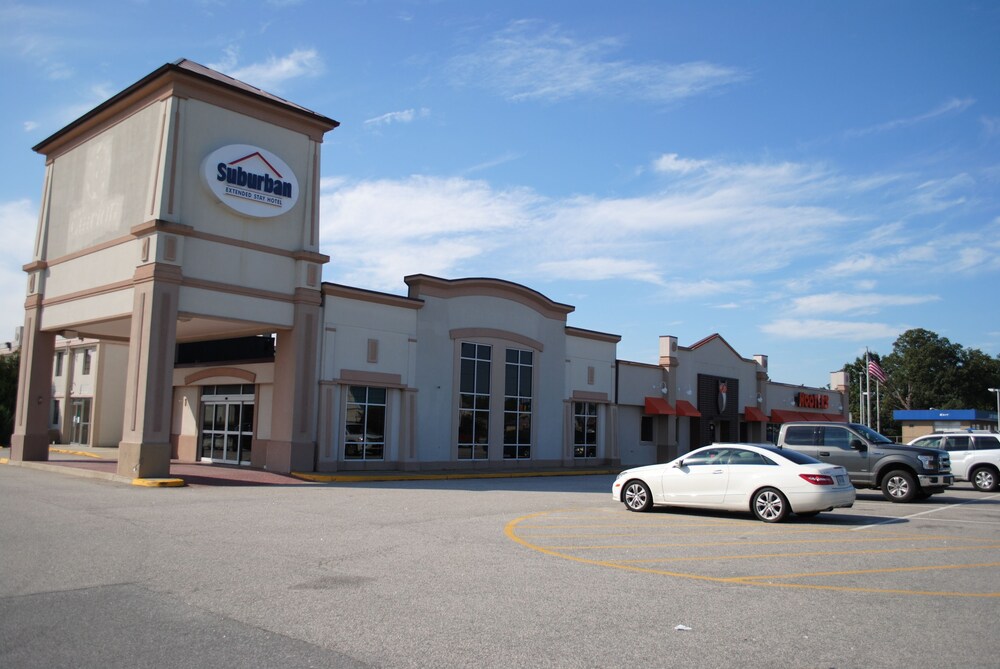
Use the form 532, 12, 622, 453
868, 359, 888, 384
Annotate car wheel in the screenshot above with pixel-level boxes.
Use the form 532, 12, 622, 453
881, 470, 917, 502
752, 487, 788, 523
622, 480, 653, 512
971, 466, 999, 492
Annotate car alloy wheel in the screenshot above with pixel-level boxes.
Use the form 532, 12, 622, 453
623, 481, 652, 512
971, 467, 998, 492
752, 487, 788, 523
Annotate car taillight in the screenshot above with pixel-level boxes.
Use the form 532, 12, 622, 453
799, 473, 834, 485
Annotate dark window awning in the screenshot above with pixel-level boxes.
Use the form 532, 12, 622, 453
743, 406, 767, 422
644, 397, 675, 415
675, 400, 702, 417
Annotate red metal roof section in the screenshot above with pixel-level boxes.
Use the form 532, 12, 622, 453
644, 397, 676, 415
743, 406, 767, 422
675, 400, 702, 417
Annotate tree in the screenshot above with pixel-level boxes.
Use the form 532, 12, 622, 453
0, 351, 19, 445
881, 329, 964, 410
842, 329, 1000, 436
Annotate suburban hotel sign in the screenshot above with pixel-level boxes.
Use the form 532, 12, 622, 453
202, 144, 298, 218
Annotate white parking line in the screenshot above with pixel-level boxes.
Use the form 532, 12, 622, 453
852, 493, 1000, 531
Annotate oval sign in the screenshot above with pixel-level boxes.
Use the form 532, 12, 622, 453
202, 144, 299, 218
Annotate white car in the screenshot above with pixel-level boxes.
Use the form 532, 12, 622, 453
907, 432, 1000, 492
612, 443, 856, 523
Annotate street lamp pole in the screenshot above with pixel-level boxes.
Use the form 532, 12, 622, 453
989, 388, 1000, 433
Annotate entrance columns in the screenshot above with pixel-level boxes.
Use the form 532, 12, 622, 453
267, 290, 322, 473
11, 296, 55, 461
117, 264, 180, 479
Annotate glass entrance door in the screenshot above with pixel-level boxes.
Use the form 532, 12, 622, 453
70, 398, 92, 445
199, 385, 255, 465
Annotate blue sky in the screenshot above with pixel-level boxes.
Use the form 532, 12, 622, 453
1, 0, 998, 388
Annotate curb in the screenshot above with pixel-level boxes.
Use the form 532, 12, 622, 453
292, 469, 619, 483
1, 458, 185, 487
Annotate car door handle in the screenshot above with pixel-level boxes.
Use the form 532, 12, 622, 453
819, 451, 830, 456
712, 469, 724, 474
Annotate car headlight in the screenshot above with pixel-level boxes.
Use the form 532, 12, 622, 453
917, 454, 938, 471
616, 471, 630, 480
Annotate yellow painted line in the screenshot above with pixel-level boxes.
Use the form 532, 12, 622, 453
616, 542, 1000, 564
0, 457, 7, 464
538, 534, 949, 551
505, 510, 1000, 598
736, 561, 1000, 581
49, 447, 106, 460
131, 478, 186, 487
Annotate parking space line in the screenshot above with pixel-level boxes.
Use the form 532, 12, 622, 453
851, 493, 1000, 531
506, 509, 1000, 598
737, 561, 1000, 582
539, 533, 957, 551
614, 542, 1000, 564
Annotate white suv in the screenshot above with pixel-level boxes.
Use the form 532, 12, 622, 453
908, 432, 1000, 492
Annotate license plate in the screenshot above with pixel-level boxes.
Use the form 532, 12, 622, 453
837, 475, 847, 486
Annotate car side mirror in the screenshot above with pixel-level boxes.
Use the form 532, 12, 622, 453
850, 439, 867, 452
673, 460, 685, 468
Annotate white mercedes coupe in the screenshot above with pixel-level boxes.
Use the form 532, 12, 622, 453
612, 443, 855, 522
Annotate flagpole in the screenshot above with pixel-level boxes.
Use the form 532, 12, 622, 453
876, 380, 881, 432
865, 349, 872, 428
858, 373, 864, 424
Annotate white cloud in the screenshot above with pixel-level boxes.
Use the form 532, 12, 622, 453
653, 153, 708, 174
364, 108, 430, 128
535, 258, 665, 284
760, 319, 903, 341
845, 97, 976, 138
0, 199, 40, 342
788, 292, 940, 316
983, 115, 1000, 139
316, 153, 999, 310
210, 48, 323, 91
449, 20, 744, 103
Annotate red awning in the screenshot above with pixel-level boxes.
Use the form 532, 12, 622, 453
768, 409, 807, 423
743, 406, 767, 422
644, 396, 675, 415
823, 413, 847, 422
675, 400, 702, 417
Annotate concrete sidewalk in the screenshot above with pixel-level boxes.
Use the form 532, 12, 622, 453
0, 445, 618, 487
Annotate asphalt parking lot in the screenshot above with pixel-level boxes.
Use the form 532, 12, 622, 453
1, 464, 998, 668
509, 488, 1000, 599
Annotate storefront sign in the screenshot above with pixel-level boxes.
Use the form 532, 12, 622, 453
202, 144, 298, 218
796, 392, 830, 409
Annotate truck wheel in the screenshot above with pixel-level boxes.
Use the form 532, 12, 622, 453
881, 470, 917, 502
970, 466, 999, 492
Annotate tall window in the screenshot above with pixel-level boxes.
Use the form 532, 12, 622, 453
345, 386, 386, 460
503, 349, 533, 459
54, 351, 64, 376
574, 402, 598, 458
458, 343, 491, 460
81, 348, 93, 375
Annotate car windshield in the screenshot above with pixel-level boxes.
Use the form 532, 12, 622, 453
850, 423, 894, 444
